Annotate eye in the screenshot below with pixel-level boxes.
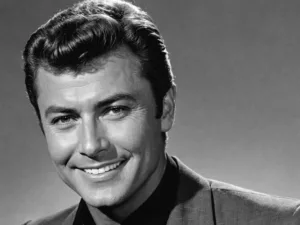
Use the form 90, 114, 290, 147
51, 115, 78, 126
104, 106, 130, 119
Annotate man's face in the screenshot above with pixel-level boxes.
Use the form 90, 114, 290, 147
36, 52, 174, 208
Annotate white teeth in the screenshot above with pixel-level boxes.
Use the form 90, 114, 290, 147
84, 162, 121, 175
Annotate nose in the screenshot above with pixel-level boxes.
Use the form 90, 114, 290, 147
80, 118, 110, 157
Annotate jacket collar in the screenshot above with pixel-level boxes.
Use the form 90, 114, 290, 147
62, 205, 79, 225
167, 156, 215, 225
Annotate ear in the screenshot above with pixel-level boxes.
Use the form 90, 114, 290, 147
161, 85, 176, 132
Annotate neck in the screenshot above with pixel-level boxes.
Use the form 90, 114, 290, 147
87, 153, 167, 223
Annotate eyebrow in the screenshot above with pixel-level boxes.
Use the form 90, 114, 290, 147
44, 93, 137, 119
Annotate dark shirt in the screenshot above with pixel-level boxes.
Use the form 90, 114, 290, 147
73, 156, 179, 225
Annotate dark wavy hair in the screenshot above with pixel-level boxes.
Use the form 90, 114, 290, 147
23, 0, 175, 140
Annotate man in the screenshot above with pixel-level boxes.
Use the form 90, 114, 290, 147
22, 0, 299, 224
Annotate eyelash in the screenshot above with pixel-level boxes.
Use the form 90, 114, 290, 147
51, 115, 78, 125
104, 106, 131, 117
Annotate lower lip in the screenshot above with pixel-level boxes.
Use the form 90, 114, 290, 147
80, 160, 127, 182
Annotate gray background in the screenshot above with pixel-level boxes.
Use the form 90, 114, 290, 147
1, 0, 300, 224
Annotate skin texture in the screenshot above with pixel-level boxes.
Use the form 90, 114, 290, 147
36, 52, 176, 221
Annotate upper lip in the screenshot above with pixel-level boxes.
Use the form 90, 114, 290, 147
79, 158, 126, 170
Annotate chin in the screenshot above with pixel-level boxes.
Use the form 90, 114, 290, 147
80, 187, 129, 208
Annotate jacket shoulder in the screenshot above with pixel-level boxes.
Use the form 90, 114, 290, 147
22, 204, 78, 225
210, 179, 300, 224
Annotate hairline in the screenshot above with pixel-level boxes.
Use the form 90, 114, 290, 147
34, 45, 143, 100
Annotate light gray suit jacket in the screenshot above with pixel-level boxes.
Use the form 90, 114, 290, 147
24, 157, 300, 225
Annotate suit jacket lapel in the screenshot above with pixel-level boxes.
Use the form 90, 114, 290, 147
167, 156, 216, 225
62, 205, 78, 225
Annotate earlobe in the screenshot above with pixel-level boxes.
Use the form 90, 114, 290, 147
161, 85, 176, 132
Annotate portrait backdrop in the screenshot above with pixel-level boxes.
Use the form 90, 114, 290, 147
1, 0, 300, 224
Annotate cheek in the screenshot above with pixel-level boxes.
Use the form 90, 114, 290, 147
106, 114, 159, 154
45, 130, 78, 166
108, 122, 145, 153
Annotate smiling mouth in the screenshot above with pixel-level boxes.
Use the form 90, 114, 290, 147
83, 161, 122, 175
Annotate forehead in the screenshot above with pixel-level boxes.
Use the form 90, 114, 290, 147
36, 53, 150, 110
38, 48, 141, 85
